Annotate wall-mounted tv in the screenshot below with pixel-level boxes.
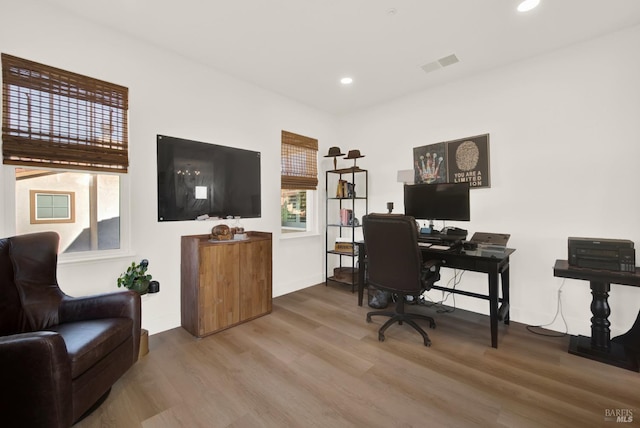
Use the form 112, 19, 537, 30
157, 135, 261, 221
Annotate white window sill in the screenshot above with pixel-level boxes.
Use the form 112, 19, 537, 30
280, 230, 321, 240
58, 249, 136, 265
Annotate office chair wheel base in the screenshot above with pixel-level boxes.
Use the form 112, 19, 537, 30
378, 332, 385, 342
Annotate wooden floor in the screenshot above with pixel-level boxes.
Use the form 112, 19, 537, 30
76, 284, 639, 428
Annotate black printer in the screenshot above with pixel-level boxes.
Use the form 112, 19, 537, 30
568, 237, 635, 273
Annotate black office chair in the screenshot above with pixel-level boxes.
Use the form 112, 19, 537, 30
362, 214, 441, 346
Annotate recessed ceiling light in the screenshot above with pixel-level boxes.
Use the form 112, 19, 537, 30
340, 77, 353, 85
517, 0, 540, 12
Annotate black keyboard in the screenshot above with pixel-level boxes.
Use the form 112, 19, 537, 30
418, 235, 445, 244
418, 234, 460, 244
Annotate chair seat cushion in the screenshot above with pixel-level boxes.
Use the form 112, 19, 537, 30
48, 318, 133, 379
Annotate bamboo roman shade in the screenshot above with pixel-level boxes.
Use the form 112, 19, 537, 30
281, 130, 318, 190
1, 53, 129, 172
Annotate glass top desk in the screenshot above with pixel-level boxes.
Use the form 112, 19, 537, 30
357, 242, 515, 348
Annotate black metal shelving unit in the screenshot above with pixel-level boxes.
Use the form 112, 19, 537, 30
325, 167, 368, 291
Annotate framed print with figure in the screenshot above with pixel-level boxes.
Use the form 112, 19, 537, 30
412, 142, 447, 184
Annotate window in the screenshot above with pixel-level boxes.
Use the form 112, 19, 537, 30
281, 189, 306, 228
16, 169, 121, 252
30, 189, 75, 224
281, 130, 318, 234
2, 54, 128, 255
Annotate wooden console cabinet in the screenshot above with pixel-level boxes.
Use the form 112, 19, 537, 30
181, 232, 272, 338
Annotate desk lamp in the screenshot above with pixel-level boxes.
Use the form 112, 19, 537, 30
396, 169, 414, 184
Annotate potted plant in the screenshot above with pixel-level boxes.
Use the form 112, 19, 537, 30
117, 259, 153, 295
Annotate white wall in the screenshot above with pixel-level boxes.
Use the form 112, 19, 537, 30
0, 0, 334, 334
338, 25, 640, 337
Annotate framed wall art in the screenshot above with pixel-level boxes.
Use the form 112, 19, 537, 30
413, 133, 490, 189
412, 142, 447, 184
446, 134, 490, 188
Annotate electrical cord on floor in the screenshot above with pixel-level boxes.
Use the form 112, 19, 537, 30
526, 280, 568, 338
418, 270, 464, 313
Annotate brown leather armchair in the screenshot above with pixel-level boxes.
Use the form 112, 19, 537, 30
0, 231, 141, 428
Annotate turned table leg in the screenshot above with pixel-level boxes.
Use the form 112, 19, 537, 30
589, 281, 611, 350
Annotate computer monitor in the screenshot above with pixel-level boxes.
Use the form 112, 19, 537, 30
403, 182, 470, 222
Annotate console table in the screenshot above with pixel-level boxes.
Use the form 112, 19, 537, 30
553, 259, 640, 371
358, 243, 514, 348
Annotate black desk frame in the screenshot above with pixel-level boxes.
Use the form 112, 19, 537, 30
553, 260, 640, 372
358, 243, 515, 348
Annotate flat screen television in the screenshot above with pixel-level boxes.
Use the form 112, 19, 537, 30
157, 135, 261, 221
403, 182, 470, 221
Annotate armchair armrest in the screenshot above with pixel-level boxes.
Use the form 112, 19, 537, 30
60, 290, 140, 322
0, 332, 73, 428
60, 291, 142, 363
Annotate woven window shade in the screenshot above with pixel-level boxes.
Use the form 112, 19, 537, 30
1, 53, 129, 173
281, 130, 318, 190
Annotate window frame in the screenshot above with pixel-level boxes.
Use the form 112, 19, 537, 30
4, 165, 132, 264
29, 189, 76, 224
280, 188, 317, 238
280, 130, 318, 238
281, 189, 307, 229
1, 54, 131, 262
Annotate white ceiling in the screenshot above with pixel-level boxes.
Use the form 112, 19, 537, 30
42, 0, 640, 115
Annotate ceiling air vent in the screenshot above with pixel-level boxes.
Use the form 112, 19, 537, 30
421, 53, 460, 74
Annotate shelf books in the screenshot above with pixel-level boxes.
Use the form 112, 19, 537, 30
334, 237, 357, 255
336, 180, 355, 198
336, 180, 346, 198
340, 208, 353, 226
